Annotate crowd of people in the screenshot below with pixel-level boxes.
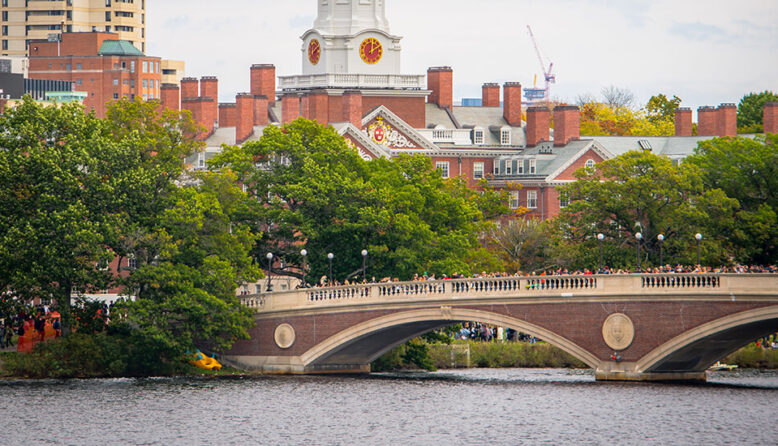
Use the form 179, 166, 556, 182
302, 263, 777, 289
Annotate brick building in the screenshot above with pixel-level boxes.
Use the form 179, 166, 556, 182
161, 0, 762, 222
27, 31, 161, 117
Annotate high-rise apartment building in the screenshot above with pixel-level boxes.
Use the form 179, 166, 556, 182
0, 0, 146, 57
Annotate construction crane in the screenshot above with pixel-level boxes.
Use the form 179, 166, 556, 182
526, 25, 556, 103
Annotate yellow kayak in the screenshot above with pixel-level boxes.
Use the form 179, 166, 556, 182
190, 352, 222, 371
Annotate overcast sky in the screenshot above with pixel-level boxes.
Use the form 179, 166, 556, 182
147, 0, 777, 113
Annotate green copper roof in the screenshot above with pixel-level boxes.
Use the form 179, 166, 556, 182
98, 40, 145, 57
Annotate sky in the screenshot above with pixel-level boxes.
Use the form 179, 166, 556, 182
147, 0, 777, 113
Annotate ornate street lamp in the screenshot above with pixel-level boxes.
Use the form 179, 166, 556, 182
327, 252, 334, 286
695, 233, 703, 266
635, 232, 643, 270
597, 233, 605, 272
361, 249, 368, 283
265, 252, 274, 292
300, 249, 308, 288
657, 234, 665, 268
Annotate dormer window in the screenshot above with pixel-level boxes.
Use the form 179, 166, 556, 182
473, 127, 484, 145
500, 127, 511, 146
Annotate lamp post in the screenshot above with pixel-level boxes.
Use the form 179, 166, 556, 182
361, 249, 368, 283
657, 234, 664, 268
695, 233, 702, 266
635, 232, 643, 271
597, 233, 604, 272
327, 252, 334, 286
265, 252, 274, 292
300, 249, 308, 288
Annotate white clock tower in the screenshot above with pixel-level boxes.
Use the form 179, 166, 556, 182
302, 0, 402, 76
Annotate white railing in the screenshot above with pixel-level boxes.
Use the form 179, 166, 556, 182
240, 274, 777, 313
278, 73, 426, 90
418, 128, 474, 146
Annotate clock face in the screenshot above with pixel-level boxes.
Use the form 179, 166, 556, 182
308, 39, 321, 65
359, 38, 383, 65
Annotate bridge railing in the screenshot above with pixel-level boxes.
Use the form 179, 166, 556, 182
239, 274, 776, 312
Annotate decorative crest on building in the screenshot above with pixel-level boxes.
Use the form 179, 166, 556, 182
363, 116, 416, 149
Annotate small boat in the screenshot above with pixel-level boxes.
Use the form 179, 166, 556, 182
708, 361, 738, 371
190, 351, 222, 371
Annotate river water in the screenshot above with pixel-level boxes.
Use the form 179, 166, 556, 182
2, 368, 777, 445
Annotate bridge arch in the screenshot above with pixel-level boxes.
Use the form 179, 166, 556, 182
300, 307, 600, 371
637, 305, 778, 374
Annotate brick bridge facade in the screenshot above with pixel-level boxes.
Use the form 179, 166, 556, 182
224, 274, 778, 382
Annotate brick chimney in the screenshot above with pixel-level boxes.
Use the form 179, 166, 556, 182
219, 103, 237, 128
526, 106, 550, 147
250, 64, 276, 105
281, 94, 300, 124
674, 107, 692, 137
503, 82, 522, 126
717, 103, 737, 137
697, 106, 717, 136
308, 90, 329, 124
182, 97, 216, 140
160, 83, 180, 111
427, 66, 453, 108
236, 93, 254, 144
253, 95, 269, 126
765, 102, 778, 134
342, 90, 363, 128
482, 83, 500, 107
180, 77, 199, 100
553, 105, 580, 147
200, 76, 218, 100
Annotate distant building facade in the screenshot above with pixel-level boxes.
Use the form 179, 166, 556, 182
28, 31, 161, 117
0, 0, 146, 57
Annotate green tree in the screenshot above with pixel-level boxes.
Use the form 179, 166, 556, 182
737, 91, 778, 133
646, 93, 682, 124
556, 150, 738, 269
685, 134, 778, 264
0, 98, 118, 332
210, 118, 510, 283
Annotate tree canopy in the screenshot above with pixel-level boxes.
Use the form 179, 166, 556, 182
209, 118, 511, 283
737, 91, 778, 133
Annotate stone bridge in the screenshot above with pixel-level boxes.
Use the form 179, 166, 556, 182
224, 274, 778, 382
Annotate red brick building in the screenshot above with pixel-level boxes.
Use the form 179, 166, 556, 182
28, 32, 162, 117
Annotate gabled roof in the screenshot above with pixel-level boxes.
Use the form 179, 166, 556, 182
362, 105, 441, 153
333, 122, 392, 159
98, 40, 145, 57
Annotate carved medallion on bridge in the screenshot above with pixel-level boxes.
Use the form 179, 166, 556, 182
274, 323, 296, 349
602, 313, 635, 351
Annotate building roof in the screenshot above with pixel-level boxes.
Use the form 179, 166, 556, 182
98, 40, 145, 57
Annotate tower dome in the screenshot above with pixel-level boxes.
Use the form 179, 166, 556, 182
313, 0, 390, 36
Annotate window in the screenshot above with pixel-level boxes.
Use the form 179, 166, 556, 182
2, 12, 7, 22
76, 79, 82, 85
527, 190, 538, 209
113, 78, 119, 85
510, 191, 520, 209
493, 161, 500, 176
529, 158, 536, 174
2, 26, 6, 36
560, 196, 569, 208
473, 129, 484, 145
500, 128, 511, 145
105, 11, 111, 22
584, 159, 596, 169
142, 79, 147, 88
517, 160, 524, 175
76, 63, 82, 70
142, 61, 147, 73
130, 61, 135, 72
105, 0, 112, 5
505, 160, 512, 175
1, 40, 6, 51
112, 93, 119, 99
128, 257, 137, 269
436, 161, 450, 179
473, 162, 484, 179
65, 63, 71, 70
198, 153, 205, 169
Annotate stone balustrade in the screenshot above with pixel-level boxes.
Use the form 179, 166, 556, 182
240, 274, 777, 314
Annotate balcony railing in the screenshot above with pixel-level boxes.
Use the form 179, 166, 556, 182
278, 73, 426, 90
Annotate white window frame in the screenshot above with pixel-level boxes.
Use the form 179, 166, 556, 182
527, 190, 538, 209
510, 190, 520, 209
436, 161, 450, 179
517, 160, 524, 175
585, 159, 596, 169
473, 162, 484, 179
529, 158, 537, 174
473, 129, 484, 145
506, 160, 513, 175
559, 196, 569, 208
493, 161, 501, 176
198, 153, 205, 169
500, 128, 511, 146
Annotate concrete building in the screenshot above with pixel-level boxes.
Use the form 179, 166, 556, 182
28, 31, 161, 117
0, 0, 146, 57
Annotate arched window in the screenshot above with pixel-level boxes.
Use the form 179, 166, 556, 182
585, 159, 596, 169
